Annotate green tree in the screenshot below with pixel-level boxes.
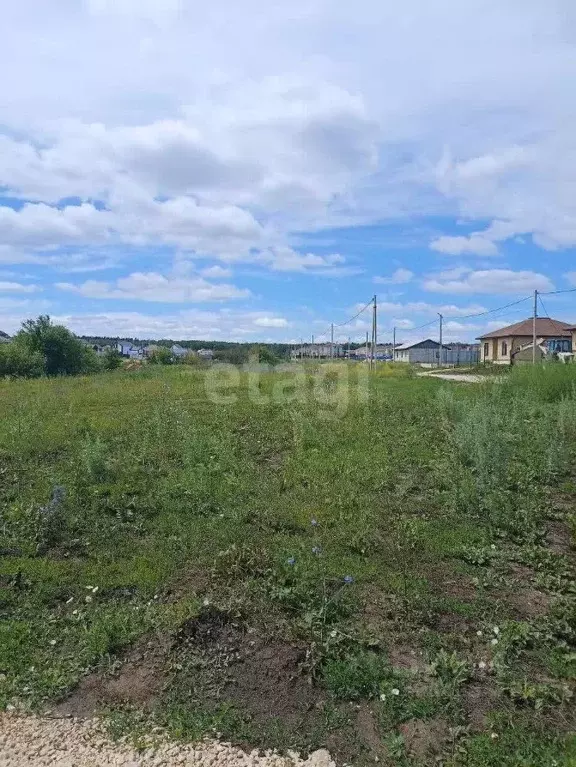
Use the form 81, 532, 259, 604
148, 346, 173, 365
102, 347, 123, 370
14, 315, 98, 376
0, 343, 45, 378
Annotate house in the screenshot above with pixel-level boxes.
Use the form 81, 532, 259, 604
0, 331, 11, 343
197, 348, 214, 360
477, 318, 574, 364
394, 339, 479, 365
171, 344, 188, 358
395, 339, 450, 364
116, 341, 144, 359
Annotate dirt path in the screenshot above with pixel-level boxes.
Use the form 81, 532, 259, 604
0, 715, 334, 767
417, 371, 489, 383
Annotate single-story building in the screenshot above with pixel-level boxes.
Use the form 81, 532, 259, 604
171, 344, 188, 358
197, 348, 214, 360
477, 318, 574, 364
394, 339, 479, 365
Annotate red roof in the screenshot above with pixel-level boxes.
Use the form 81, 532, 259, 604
477, 317, 573, 339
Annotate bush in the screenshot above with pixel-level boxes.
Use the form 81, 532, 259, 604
14, 315, 98, 376
148, 347, 173, 365
0, 343, 44, 378
102, 347, 123, 371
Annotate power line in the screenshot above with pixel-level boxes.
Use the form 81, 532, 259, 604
540, 286, 576, 296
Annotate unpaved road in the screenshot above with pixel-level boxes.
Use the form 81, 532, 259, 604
0, 715, 334, 767
417, 371, 488, 383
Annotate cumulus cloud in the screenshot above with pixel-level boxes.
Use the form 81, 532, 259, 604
423, 269, 554, 295
200, 265, 233, 279
57, 272, 250, 303
430, 235, 499, 257
374, 268, 414, 285
0, 281, 40, 294
253, 316, 289, 328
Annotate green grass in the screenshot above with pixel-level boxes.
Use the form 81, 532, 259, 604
0, 363, 575, 765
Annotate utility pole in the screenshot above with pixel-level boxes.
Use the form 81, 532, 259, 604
532, 289, 538, 365
438, 313, 443, 368
330, 323, 334, 359
372, 294, 377, 368
393, 326, 396, 363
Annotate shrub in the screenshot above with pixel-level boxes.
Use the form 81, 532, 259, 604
102, 347, 123, 370
148, 347, 173, 365
14, 315, 98, 376
0, 342, 44, 378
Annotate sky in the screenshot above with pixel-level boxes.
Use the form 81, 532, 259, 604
1, 0, 576, 344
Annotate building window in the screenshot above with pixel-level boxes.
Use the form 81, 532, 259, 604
484, 342, 489, 358
501, 341, 508, 356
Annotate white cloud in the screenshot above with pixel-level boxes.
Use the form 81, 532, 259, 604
374, 268, 414, 285
0, 281, 40, 293
57, 272, 250, 303
423, 268, 554, 295
253, 316, 289, 328
379, 300, 487, 317
200, 265, 233, 279
430, 235, 499, 257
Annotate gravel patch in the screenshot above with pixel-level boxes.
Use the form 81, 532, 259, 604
0, 715, 335, 767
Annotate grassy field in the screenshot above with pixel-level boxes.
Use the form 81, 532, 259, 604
0, 362, 575, 765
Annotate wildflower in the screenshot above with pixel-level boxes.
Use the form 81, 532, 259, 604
343, 575, 354, 585
391, 688, 400, 696
476, 630, 483, 637
311, 518, 318, 527
491, 638, 498, 646
287, 557, 296, 566
493, 626, 500, 635
478, 661, 487, 670
312, 546, 322, 555
92, 586, 99, 594
329, 629, 338, 638
203, 598, 211, 606
85, 596, 93, 603
379, 693, 386, 701
491, 733, 499, 740
49, 640, 57, 646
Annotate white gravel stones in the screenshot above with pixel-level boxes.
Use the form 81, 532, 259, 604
0, 715, 336, 767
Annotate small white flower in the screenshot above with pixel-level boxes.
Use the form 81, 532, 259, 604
491, 733, 499, 740
85, 596, 93, 603
72, 610, 78, 616
92, 586, 99, 594
493, 626, 500, 635
490, 544, 496, 550
6, 704, 15, 712
476, 630, 483, 637
203, 598, 210, 606
379, 693, 386, 701
491, 638, 499, 646
329, 630, 338, 638
49, 639, 57, 646
478, 661, 487, 670
391, 688, 400, 696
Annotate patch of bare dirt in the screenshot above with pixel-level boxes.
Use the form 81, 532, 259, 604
51, 632, 171, 718
355, 704, 388, 761
399, 717, 450, 761
175, 608, 317, 730
462, 682, 508, 732
502, 586, 552, 619
546, 521, 574, 556
387, 645, 427, 673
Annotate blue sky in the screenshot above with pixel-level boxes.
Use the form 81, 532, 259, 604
1, 0, 575, 343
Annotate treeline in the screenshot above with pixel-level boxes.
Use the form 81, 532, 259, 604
81, 336, 293, 364
0, 317, 291, 379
